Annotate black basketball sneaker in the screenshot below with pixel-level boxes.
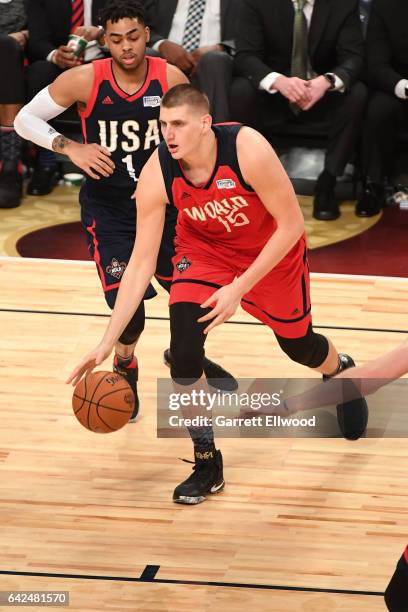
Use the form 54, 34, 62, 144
163, 349, 238, 392
325, 353, 369, 440
113, 355, 139, 422
173, 449, 224, 505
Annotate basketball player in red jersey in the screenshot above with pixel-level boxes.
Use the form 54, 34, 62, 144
68, 84, 368, 504
15, 2, 236, 422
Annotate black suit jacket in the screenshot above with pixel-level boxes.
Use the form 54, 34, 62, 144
234, 0, 364, 91
143, 0, 238, 54
27, 0, 106, 61
366, 0, 408, 95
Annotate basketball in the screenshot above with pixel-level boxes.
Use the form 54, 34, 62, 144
72, 370, 135, 433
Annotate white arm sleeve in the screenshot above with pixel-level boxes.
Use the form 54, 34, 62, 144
14, 87, 69, 151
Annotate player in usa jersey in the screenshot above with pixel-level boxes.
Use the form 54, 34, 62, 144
68, 84, 369, 504
15, 2, 236, 422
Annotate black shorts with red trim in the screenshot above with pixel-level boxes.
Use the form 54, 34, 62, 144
169, 239, 312, 339
80, 189, 176, 309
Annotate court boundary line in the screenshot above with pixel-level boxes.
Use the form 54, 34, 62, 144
1, 307, 407, 335
0, 566, 384, 597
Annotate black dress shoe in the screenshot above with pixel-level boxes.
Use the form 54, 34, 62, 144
313, 170, 340, 220
0, 162, 23, 208
313, 190, 340, 220
355, 183, 383, 217
27, 165, 60, 196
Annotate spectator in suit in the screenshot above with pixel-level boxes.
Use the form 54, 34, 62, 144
0, 0, 27, 208
357, 0, 408, 217
26, 0, 107, 196
232, 0, 367, 221
143, 0, 238, 123
359, 0, 373, 38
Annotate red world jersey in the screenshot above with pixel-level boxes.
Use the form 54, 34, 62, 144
158, 123, 304, 266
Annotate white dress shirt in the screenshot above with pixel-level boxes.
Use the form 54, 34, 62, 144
259, 0, 345, 94
153, 0, 221, 52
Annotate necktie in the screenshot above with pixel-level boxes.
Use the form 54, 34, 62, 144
182, 0, 206, 52
70, 0, 84, 33
290, 0, 309, 80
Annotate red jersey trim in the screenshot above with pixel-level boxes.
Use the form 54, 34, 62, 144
404, 546, 408, 564
78, 59, 105, 120
86, 219, 120, 293
150, 56, 168, 93
177, 140, 219, 190
81, 114, 87, 144
108, 56, 163, 102
155, 272, 173, 281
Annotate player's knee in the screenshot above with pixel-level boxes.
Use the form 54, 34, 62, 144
169, 302, 206, 382
275, 325, 329, 368
169, 341, 204, 383
118, 306, 145, 345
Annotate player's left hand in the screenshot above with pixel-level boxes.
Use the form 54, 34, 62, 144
198, 280, 243, 333
297, 75, 331, 111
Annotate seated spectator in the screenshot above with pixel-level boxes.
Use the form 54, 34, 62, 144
231, 0, 367, 221
0, 0, 27, 208
143, 0, 238, 123
357, 0, 408, 217
26, 0, 107, 196
359, 0, 373, 38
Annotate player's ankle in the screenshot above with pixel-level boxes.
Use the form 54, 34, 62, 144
194, 444, 216, 461
114, 353, 137, 368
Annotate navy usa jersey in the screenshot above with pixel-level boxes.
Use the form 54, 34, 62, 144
78, 56, 168, 206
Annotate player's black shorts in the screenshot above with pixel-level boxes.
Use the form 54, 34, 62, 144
79, 189, 177, 309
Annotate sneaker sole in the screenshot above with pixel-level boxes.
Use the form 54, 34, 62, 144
173, 481, 225, 505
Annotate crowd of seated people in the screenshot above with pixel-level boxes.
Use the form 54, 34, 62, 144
1, 0, 407, 227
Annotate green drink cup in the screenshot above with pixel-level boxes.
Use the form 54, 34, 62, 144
67, 34, 87, 57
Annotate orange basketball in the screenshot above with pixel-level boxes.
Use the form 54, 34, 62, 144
72, 370, 135, 433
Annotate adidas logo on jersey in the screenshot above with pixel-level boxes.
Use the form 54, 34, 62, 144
102, 96, 114, 105
181, 191, 191, 200
216, 178, 236, 190
143, 95, 161, 108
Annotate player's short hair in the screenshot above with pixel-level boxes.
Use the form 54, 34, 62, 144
161, 85, 210, 115
99, 0, 146, 28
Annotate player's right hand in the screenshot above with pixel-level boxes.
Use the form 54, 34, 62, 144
66, 142, 115, 179
66, 343, 112, 387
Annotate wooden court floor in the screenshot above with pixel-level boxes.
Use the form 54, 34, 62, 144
1, 257, 408, 611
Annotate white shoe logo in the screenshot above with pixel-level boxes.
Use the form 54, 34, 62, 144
210, 481, 224, 493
